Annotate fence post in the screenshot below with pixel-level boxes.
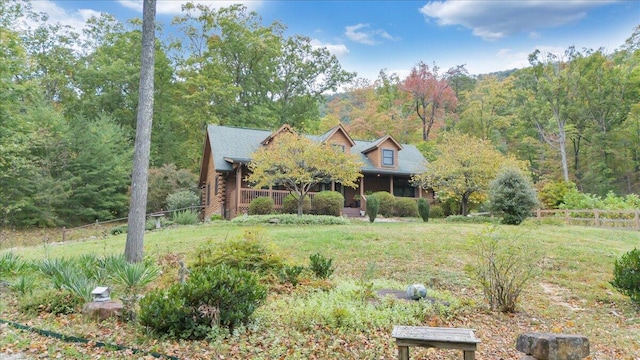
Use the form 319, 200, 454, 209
594, 209, 600, 227
537, 209, 541, 221
62, 227, 66, 242
564, 209, 569, 225
635, 210, 639, 230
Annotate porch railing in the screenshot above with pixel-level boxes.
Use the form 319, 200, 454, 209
239, 189, 318, 209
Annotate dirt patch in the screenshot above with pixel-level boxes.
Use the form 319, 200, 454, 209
540, 282, 585, 311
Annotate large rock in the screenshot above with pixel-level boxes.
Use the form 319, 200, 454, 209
82, 301, 123, 321
516, 333, 589, 360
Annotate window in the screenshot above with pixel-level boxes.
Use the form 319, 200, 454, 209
214, 175, 219, 195
382, 149, 394, 166
332, 144, 345, 152
393, 178, 415, 197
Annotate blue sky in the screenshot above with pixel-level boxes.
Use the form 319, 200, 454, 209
31, 0, 639, 80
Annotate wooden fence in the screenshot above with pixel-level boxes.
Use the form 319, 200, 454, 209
535, 209, 640, 230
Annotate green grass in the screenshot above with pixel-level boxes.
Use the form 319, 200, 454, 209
1, 220, 639, 359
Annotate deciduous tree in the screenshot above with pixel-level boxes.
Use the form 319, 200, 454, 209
412, 132, 520, 215
247, 132, 362, 215
403, 62, 458, 141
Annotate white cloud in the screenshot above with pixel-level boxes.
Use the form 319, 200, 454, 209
117, 0, 262, 15
420, 0, 615, 40
28, 0, 99, 31
345, 23, 398, 45
310, 39, 349, 58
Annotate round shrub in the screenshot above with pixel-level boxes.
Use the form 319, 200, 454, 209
489, 168, 539, 225
372, 191, 395, 217
166, 190, 200, 212
611, 248, 640, 304
139, 265, 267, 339
394, 197, 419, 217
429, 205, 445, 218
312, 191, 344, 216
366, 195, 380, 223
282, 194, 311, 214
249, 197, 274, 215
417, 198, 430, 222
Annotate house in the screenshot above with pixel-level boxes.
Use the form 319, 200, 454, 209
199, 124, 431, 219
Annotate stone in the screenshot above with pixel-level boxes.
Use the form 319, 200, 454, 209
82, 301, 123, 321
516, 333, 589, 360
406, 284, 427, 300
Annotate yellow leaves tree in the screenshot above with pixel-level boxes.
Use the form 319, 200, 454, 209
247, 132, 363, 215
412, 132, 525, 215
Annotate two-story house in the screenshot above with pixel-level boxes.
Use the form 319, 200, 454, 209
199, 124, 431, 219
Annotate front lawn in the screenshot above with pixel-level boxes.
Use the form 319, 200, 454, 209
0, 220, 638, 359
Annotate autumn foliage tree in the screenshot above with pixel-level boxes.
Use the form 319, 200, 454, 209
247, 132, 362, 215
403, 62, 458, 141
412, 132, 521, 215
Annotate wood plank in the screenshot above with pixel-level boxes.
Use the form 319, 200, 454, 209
392, 326, 480, 344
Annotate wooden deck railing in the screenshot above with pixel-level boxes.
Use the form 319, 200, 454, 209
536, 209, 640, 230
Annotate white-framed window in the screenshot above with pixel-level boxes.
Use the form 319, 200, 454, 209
382, 149, 394, 166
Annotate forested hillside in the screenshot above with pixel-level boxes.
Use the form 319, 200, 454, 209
1, 1, 638, 227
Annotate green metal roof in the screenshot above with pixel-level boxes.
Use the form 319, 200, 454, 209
206, 125, 426, 175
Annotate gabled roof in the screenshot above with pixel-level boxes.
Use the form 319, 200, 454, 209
318, 124, 356, 147
260, 124, 294, 145
361, 134, 403, 154
205, 125, 426, 175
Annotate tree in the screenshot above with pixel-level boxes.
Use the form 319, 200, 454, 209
247, 132, 362, 215
489, 168, 539, 225
402, 62, 458, 141
412, 132, 519, 215
125, 0, 156, 263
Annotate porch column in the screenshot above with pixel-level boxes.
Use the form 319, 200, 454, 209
236, 164, 242, 213
389, 175, 394, 194
331, 181, 335, 191
360, 177, 364, 198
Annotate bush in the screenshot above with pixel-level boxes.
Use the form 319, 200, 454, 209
249, 197, 274, 215
312, 191, 344, 216
193, 230, 284, 274
465, 227, 541, 312
20, 290, 84, 315
282, 194, 311, 214
309, 253, 335, 279
538, 181, 575, 209
417, 198, 430, 222
279, 265, 305, 286
429, 205, 445, 218
489, 168, 539, 225
172, 210, 199, 225
166, 190, 200, 212
366, 195, 380, 223
372, 191, 395, 217
139, 265, 267, 339
611, 248, 640, 304
231, 214, 349, 225
394, 198, 419, 217
110, 225, 127, 235
209, 214, 224, 221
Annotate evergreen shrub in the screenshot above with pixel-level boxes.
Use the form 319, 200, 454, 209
611, 248, 640, 304
489, 168, 539, 225
312, 191, 344, 216
366, 195, 380, 223
372, 191, 395, 217
282, 194, 311, 214
139, 265, 267, 339
417, 198, 430, 222
249, 197, 274, 215
394, 197, 419, 217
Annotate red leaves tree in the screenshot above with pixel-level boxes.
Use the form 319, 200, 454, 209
403, 62, 458, 141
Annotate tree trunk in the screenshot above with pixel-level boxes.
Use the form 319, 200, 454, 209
461, 193, 469, 216
125, 0, 156, 263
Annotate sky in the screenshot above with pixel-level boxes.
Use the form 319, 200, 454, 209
29, 0, 640, 81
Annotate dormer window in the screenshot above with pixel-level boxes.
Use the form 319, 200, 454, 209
382, 149, 394, 166
332, 144, 345, 152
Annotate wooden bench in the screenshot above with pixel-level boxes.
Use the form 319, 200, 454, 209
391, 326, 480, 360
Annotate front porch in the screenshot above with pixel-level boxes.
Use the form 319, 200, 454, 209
226, 187, 424, 219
